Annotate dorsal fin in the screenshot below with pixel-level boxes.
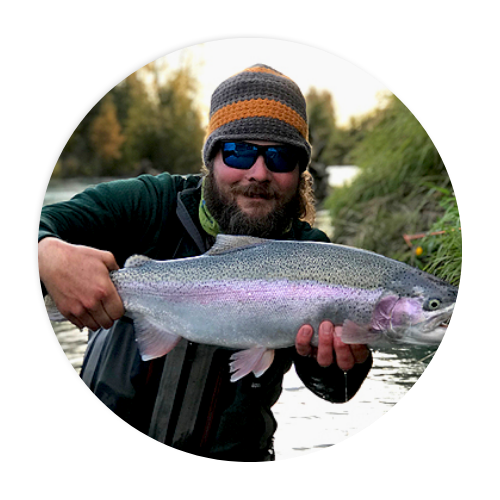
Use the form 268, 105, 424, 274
206, 234, 270, 256
124, 254, 154, 268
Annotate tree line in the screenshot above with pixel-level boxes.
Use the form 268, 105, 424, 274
52, 62, 362, 183
53, 62, 207, 178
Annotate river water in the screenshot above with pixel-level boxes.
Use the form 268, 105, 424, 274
43, 177, 435, 460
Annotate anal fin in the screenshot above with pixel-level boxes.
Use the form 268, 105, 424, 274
131, 313, 182, 361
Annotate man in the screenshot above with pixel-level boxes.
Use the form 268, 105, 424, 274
39, 64, 372, 461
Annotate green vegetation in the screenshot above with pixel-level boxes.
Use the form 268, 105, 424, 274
419, 191, 461, 286
324, 94, 461, 284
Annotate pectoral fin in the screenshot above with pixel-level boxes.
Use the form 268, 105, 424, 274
341, 319, 382, 345
229, 347, 275, 382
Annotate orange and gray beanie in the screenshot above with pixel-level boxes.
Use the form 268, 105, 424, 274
202, 64, 311, 171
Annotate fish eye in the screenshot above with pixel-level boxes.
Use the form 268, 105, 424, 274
427, 299, 442, 310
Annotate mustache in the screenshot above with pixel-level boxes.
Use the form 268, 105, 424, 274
230, 182, 277, 200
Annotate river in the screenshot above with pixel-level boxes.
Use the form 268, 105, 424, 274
43, 176, 436, 460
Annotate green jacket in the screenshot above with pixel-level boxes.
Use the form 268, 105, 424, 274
40, 173, 372, 461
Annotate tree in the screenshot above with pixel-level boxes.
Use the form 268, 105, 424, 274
306, 87, 337, 165
121, 61, 205, 175
120, 71, 160, 173
155, 62, 206, 174
89, 94, 126, 171
54, 59, 206, 178
305, 87, 337, 202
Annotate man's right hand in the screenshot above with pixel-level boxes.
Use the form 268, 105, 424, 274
38, 237, 125, 331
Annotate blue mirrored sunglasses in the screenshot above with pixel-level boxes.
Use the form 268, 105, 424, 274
221, 142, 300, 173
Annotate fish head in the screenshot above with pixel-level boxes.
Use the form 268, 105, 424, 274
386, 295, 455, 345
385, 269, 458, 345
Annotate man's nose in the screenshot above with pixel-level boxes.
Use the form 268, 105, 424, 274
247, 155, 272, 181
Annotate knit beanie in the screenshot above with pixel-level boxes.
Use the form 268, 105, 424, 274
202, 64, 311, 171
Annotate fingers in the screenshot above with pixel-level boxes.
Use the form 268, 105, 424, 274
66, 313, 85, 331
101, 250, 120, 271
68, 310, 101, 332
40, 240, 125, 331
87, 301, 118, 331
316, 321, 334, 367
295, 324, 314, 357
86, 251, 124, 329
348, 342, 371, 365
58, 277, 124, 331
333, 329, 355, 371
102, 285, 125, 323
333, 326, 371, 371
61, 297, 114, 331
295, 321, 340, 367
296, 321, 371, 371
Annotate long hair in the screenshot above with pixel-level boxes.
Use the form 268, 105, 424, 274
298, 169, 316, 226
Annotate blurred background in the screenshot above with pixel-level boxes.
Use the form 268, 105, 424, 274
46, 40, 460, 281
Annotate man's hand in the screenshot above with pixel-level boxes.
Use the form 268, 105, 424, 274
39, 237, 124, 331
295, 321, 370, 371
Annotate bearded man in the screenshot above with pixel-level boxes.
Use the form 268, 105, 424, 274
38, 64, 372, 461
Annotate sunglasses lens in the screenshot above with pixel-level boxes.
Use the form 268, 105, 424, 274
221, 143, 298, 172
265, 146, 297, 173
222, 143, 258, 169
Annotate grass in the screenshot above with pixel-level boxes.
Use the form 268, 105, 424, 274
325, 95, 458, 277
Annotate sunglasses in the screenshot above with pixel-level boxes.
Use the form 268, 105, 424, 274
221, 142, 300, 173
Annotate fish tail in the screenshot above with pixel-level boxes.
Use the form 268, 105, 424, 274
44, 295, 66, 322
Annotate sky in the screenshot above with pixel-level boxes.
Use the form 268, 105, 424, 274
149, 39, 390, 127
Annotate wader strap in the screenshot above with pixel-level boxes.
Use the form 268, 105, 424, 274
176, 190, 206, 254
148, 341, 222, 450
148, 184, 223, 452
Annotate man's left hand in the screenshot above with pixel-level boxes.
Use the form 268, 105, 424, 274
295, 321, 370, 371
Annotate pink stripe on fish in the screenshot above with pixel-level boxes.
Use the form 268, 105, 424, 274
122, 279, 382, 305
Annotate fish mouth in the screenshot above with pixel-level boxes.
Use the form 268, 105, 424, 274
439, 318, 451, 329
433, 314, 451, 331
404, 303, 455, 345
426, 303, 454, 329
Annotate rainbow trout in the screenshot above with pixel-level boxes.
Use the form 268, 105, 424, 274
46, 235, 458, 382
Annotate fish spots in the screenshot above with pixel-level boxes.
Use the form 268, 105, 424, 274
108, 236, 457, 357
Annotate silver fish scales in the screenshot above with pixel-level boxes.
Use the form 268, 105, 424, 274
46, 234, 458, 382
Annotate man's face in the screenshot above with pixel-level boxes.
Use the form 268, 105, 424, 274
205, 141, 301, 238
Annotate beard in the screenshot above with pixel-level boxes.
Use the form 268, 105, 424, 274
204, 171, 301, 238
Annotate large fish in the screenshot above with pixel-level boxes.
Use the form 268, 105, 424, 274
46, 235, 458, 382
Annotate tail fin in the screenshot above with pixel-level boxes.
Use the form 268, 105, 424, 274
44, 295, 66, 322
